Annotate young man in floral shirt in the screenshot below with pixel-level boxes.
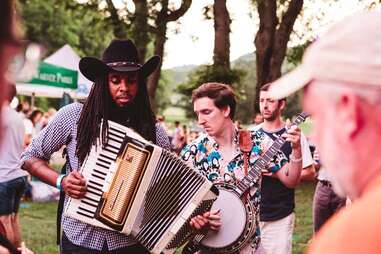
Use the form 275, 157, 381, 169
181, 82, 303, 253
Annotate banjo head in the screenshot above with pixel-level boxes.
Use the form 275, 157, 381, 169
201, 187, 246, 249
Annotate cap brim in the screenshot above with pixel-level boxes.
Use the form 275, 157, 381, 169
268, 65, 313, 99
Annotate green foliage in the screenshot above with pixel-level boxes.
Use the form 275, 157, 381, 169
156, 69, 174, 114
283, 91, 302, 120
286, 41, 312, 66
232, 56, 257, 124
19, 0, 114, 57
18, 95, 60, 112
177, 64, 246, 119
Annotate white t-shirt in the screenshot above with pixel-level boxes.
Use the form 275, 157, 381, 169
249, 123, 314, 168
0, 105, 28, 182
23, 118, 34, 136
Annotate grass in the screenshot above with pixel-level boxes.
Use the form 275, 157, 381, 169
19, 181, 316, 254
293, 181, 315, 254
19, 202, 59, 254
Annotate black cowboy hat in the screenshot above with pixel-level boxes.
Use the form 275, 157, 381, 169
79, 39, 160, 82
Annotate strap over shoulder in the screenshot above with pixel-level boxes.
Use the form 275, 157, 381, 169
239, 130, 251, 153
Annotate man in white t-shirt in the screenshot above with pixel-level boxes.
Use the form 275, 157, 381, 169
0, 84, 28, 248
253, 84, 315, 254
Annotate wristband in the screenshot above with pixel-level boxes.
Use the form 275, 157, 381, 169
289, 154, 302, 163
269, 165, 281, 174
56, 174, 66, 191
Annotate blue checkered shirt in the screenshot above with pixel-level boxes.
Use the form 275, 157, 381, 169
21, 102, 170, 251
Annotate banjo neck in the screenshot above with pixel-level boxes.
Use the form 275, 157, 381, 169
235, 112, 309, 197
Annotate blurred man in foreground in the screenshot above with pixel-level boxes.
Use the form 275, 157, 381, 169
269, 11, 381, 254
0, 84, 28, 248
0, 0, 20, 139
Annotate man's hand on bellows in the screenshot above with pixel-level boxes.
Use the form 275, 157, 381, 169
62, 171, 87, 199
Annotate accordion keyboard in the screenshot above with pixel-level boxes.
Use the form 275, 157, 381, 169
65, 123, 127, 227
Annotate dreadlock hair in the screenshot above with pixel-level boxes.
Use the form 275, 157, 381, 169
76, 73, 157, 164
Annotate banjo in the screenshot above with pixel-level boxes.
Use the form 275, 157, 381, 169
183, 112, 309, 254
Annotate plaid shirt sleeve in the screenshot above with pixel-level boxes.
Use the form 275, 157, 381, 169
21, 103, 82, 165
155, 122, 171, 150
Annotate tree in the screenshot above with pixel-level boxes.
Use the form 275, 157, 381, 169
178, 0, 246, 118
19, 0, 114, 57
147, 0, 192, 110
251, 0, 381, 113
253, 0, 303, 112
213, 0, 230, 70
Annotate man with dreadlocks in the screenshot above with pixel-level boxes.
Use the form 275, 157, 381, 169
21, 39, 170, 254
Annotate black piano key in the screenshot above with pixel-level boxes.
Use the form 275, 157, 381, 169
98, 157, 111, 165
77, 211, 94, 219
83, 195, 99, 203
109, 126, 125, 137
99, 153, 115, 162
87, 188, 102, 197
104, 147, 118, 156
78, 206, 95, 214
90, 173, 105, 181
87, 183, 103, 193
106, 143, 119, 151
89, 180, 104, 187
81, 199, 98, 208
95, 162, 110, 170
108, 135, 123, 144
93, 168, 107, 176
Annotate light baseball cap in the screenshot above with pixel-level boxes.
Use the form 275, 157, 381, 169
269, 11, 381, 99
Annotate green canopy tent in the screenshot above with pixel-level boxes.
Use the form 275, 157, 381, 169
16, 62, 78, 107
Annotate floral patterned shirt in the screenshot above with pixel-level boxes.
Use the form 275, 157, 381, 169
180, 130, 285, 251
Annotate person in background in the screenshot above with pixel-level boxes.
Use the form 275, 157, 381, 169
254, 84, 315, 254
27, 109, 43, 136
248, 112, 264, 130
46, 107, 56, 122
181, 124, 188, 149
0, 0, 21, 139
268, 10, 381, 254
234, 120, 242, 130
312, 147, 346, 233
22, 109, 41, 147
156, 115, 168, 133
187, 128, 200, 144
171, 120, 185, 154
0, 84, 28, 248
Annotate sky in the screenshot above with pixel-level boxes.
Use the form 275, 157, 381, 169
112, 0, 381, 69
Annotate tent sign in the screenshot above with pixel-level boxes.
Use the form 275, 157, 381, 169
29, 62, 78, 89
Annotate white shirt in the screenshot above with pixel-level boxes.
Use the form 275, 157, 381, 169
0, 105, 27, 182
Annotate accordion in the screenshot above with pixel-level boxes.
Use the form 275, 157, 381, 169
64, 120, 218, 253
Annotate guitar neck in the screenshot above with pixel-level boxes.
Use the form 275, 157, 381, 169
236, 112, 308, 196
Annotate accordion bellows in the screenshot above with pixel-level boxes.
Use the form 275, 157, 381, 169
64, 120, 218, 253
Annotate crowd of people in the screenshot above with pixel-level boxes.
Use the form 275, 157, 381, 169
1, 1, 381, 253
